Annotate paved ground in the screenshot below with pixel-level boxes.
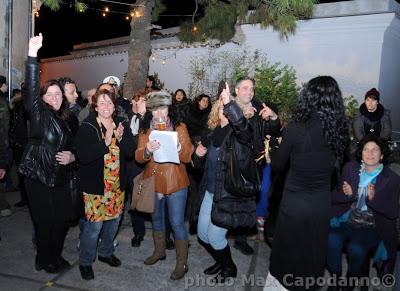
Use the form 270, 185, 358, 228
0, 189, 270, 291
1, 188, 399, 291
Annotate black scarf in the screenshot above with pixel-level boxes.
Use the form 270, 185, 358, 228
359, 103, 384, 122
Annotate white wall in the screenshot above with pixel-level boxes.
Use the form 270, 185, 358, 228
40, 4, 400, 133
41, 51, 128, 90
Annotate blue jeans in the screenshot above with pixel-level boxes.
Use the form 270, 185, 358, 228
152, 188, 188, 240
79, 216, 121, 266
197, 191, 228, 250
327, 222, 381, 276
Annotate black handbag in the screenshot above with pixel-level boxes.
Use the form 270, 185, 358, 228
69, 170, 84, 222
348, 202, 376, 228
224, 135, 260, 197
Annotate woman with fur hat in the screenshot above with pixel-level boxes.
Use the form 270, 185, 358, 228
135, 90, 193, 280
352, 88, 392, 142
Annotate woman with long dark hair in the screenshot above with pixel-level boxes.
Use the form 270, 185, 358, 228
266, 76, 350, 290
19, 34, 78, 274
172, 89, 190, 123
186, 93, 211, 142
135, 90, 193, 280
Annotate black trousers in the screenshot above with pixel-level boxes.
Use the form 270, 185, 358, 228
25, 178, 71, 266
13, 145, 27, 201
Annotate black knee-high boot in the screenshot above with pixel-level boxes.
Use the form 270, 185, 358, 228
198, 239, 221, 275
212, 244, 237, 283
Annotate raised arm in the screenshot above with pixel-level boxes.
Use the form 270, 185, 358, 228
24, 34, 43, 116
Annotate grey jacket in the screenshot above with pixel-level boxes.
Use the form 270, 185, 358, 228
352, 105, 391, 141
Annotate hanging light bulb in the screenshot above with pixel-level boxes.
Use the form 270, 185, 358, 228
135, 11, 141, 17
162, 59, 166, 65
152, 56, 155, 62
105, 7, 109, 12
125, 16, 130, 21
192, 26, 198, 32
102, 12, 106, 17
130, 12, 134, 17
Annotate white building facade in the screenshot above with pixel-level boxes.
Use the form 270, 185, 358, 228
40, 0, 400, 133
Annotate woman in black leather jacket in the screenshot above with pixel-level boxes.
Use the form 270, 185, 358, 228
192, 83, 256, 284
18, 34, 77, 274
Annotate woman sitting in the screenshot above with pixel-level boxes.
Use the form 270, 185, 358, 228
327, 135, 400, 290
75, 89, 136, 280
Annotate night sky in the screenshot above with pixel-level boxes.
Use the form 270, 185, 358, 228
35, 0, 348, 59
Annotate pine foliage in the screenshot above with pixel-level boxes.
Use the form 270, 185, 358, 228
152, 0, 166, 22
179, 0, 316, 43
42, 0, 88, 12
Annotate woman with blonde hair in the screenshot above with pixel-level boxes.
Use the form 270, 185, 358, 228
192, 83, 257, 284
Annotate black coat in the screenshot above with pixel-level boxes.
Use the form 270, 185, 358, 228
173, 99, 190, 124
250, 99, 281, 154
18, 57, 76, 187
192, 101, 256, 229
186, 103, 211, 142
75, 112, 136, 195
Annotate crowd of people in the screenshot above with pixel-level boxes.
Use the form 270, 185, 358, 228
0, 33, 399, 290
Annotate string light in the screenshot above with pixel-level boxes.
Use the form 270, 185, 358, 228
192, 26, 198, 32
162, 59, 166, 65
34, 2, 197, 23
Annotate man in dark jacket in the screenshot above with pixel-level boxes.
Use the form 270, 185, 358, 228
232, 77, 281, 255
9, 88, 29, 207
0, 75, 11, 217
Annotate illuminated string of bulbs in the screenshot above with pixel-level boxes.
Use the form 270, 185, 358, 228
151, 48, 182, 65
34, 5, 196, 22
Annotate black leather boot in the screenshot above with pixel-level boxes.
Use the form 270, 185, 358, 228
211, 244, 237, 284
198, 239, 222, 275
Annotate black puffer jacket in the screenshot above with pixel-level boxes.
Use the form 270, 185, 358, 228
18, 57, 75, 187
192, 101, 256, 229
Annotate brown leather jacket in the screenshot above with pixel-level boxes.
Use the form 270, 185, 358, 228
135, 123, 193, 195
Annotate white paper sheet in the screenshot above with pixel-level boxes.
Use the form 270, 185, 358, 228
149, 130, 180, 164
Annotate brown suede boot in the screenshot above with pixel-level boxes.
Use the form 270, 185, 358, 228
170, 240, 188, 280
144, 232, 166, 265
